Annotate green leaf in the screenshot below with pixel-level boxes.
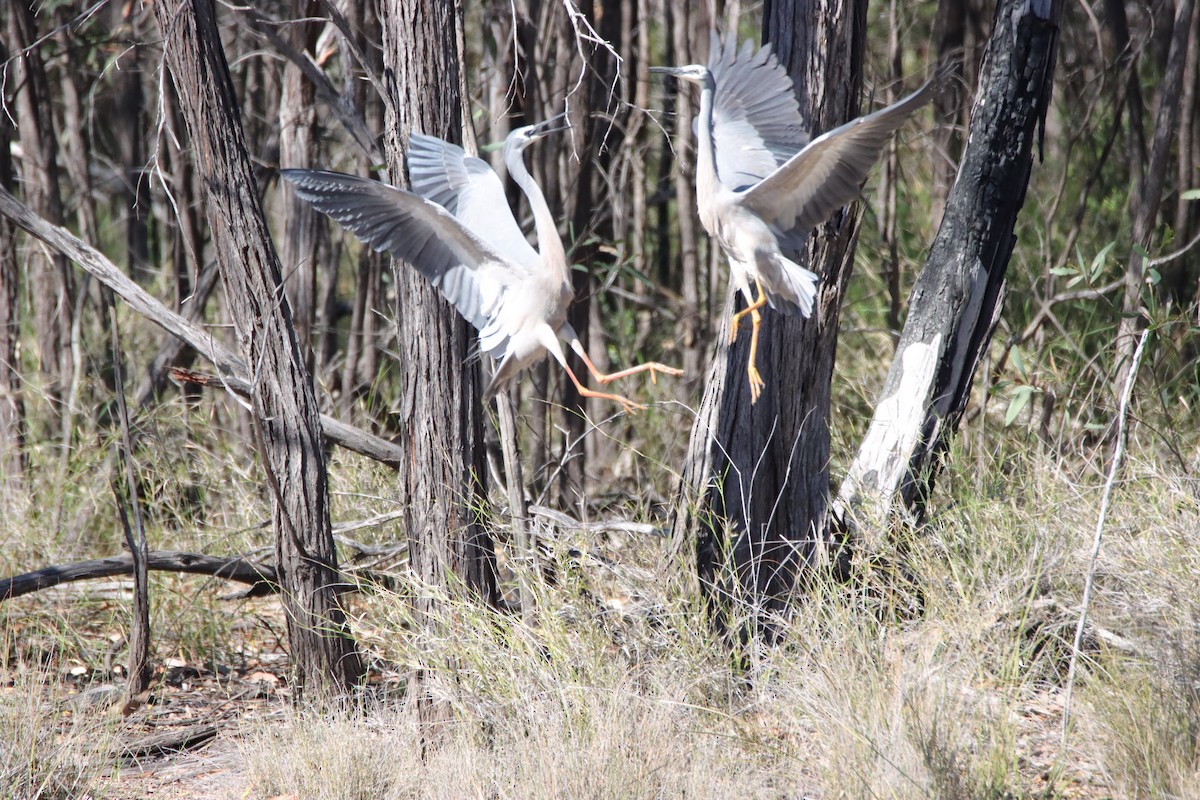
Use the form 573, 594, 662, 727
1090, 241, 1116, 278
1005, 386, 1034, 427
1010, 346, 1027, 377
1181, 188, 1200, 201
1147, 267, 1162, 285
1049, 267, 1077, 277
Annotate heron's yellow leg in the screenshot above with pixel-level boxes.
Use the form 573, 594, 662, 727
747, 307, 766, 403
730, 278, 768, 344
561, 363, 645, 414
574, 347, 684, 386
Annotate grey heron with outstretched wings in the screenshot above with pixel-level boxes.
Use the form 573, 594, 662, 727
653, 34, 943, 403
282, 116, 681, 413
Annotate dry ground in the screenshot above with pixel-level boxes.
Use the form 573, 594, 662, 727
4, 436, 1199, 799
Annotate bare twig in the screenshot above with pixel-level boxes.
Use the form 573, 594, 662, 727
110, 294, 153, 700
1062, 326, 1151, 742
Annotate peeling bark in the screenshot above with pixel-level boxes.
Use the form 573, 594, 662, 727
152, 0, 363, 699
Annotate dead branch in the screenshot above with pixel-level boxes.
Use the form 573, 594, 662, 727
116, 723, 220, 759
0, 185, 405, 469
0, 550, 279, 601
0, 547, 401, 603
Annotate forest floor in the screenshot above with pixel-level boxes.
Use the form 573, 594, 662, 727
4, 441, 1198, 799
12, 598, 1114, 800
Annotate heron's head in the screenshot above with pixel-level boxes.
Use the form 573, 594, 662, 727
506, 112, 569, 156
649, 64, 712, 87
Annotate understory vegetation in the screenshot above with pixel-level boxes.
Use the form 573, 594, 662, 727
3, 418, 1199, 797
3, 0, 1200, 798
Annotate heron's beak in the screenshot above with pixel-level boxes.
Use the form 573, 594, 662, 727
649, 66, 684, 77
528, 112, 570, 141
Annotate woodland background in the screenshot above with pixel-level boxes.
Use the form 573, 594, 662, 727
1, 0, 1199, 797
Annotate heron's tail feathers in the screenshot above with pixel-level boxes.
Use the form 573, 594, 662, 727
482, 353, 525, 401
766, 254, 818, 318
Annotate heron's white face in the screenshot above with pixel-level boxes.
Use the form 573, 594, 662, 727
649, 64, 710, 84
510, 113, 569, 150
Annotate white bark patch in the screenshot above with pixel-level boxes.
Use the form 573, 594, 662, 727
937, 257, 988, 416
837, 334, 943, 520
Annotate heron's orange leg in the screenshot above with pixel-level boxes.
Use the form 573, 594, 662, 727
746, 307, 766, 403
730, 278, 768, 345
561, 363, 645, 414
573, 347, 684, 386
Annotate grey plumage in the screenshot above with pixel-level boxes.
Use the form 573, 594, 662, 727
282, 116, 680, 411
654, 32, 943, 402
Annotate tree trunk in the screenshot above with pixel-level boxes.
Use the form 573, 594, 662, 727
834, 0, 1063, 527
278, 6, 325, 371
671, 0, 868, 643
5, 3, 74, 435
152, 0, 363, 699
667, 1, 709, 384
0, 98, 23, 495
378, 0, 498, 607
1114, 0, 1194, 387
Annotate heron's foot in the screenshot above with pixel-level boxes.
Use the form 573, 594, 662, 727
642, 362, 684, 385
729, 312, 748, 344
592, 362, 685, 386
616, 396, 646, 415
578, 386, 647, 414
747, 365, 766, 404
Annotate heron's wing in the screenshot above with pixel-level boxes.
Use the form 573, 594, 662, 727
708, 32, 809, 191
739, 76, 939, 232
282, 168, 526, 338
407, 133, 540, 268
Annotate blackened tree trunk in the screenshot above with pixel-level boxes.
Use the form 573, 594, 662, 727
834, 0, 1062, 526
378, 0, 498, 606
153, 0, 363, 699
671, 0, 868, 642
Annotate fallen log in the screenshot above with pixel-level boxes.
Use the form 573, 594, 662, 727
0, 551, 279, 601
0, 549, 401, 603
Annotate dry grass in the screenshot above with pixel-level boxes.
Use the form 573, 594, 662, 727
231, 437, 1200, 799
0, 665, 116, 800
3, 388, 1200, 799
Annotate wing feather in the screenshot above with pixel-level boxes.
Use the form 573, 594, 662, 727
739, 75, 941, 232
406, 133, 540, 269
708, 32, 809, 190
281, 168, 520, 341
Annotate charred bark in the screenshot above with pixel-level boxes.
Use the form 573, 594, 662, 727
835, 0, 1062, 526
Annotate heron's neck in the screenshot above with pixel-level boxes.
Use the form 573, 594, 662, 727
695, 79, 720, 196
509, 153, 569, 282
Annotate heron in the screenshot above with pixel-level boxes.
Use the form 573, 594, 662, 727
653, 34, 944, 403
281, 115, 682, 413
